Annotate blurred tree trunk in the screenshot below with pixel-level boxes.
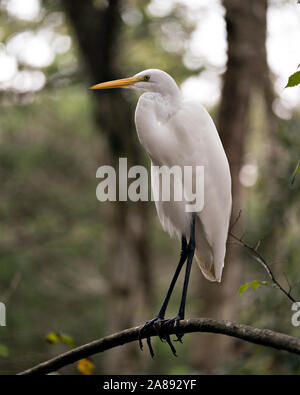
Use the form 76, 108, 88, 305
62, 0, 152, 373
191, 0, 274, 372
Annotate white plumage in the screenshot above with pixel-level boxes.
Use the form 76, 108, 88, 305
91, 68, 232, 283
134, 69, 232, 282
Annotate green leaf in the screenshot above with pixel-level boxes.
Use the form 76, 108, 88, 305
291, 160, 300, 185
46, 332, 75, 348
239, 282, 251, 295
285, 71, 300, 87
60, 334, 75, 348
0, 344, 9, 358
46, 332, 61, 344
239, 280, 263, 295
251, 280, 262, 291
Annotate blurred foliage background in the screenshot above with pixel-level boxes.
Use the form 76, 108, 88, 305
0, 0, 300, 375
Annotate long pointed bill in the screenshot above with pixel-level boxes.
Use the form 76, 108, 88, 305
90, 75, 143, 90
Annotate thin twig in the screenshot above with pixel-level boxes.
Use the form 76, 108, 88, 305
229, 209, 242, 233
283, 272, 292, 295
229, 231, 297, 303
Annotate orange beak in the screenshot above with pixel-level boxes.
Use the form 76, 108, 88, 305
90, 75, 144, 90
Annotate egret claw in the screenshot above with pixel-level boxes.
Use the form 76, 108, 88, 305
138, 317, 164, 356
138, 316, 183, 357
162, 316, 184, 344
146, 336, 155, 358
165, 333, 177, 357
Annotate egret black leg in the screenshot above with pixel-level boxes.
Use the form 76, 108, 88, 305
157, 236, 188, 319
139, 215, 197, 357
178, 216, 195, 320
138, 235, 188, 355
163, 214, 196, 349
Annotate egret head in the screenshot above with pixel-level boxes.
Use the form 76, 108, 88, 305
90, 69, 180, 97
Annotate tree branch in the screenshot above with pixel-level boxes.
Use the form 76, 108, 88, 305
19, 318, 300, 375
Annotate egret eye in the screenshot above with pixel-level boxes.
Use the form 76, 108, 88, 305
144, 75, 150, 82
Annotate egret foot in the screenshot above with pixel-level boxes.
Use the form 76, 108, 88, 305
138, 234, 191, 358
139, 316, 184, 357
162, 316, 184, 343
138, 317, 165, 358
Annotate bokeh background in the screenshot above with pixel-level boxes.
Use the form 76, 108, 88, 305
0, 0, 300, 375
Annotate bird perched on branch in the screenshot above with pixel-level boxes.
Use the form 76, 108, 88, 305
91, 69, 232, 357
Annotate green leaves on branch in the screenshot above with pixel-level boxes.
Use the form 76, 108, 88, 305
45, 332, 95, 374
46, 332, 75, 348
239, 280, 266, 295
291, 160, 300, 185
285, 69, 300, 88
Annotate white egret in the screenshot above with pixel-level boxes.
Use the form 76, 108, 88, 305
91, 69, 232, 356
